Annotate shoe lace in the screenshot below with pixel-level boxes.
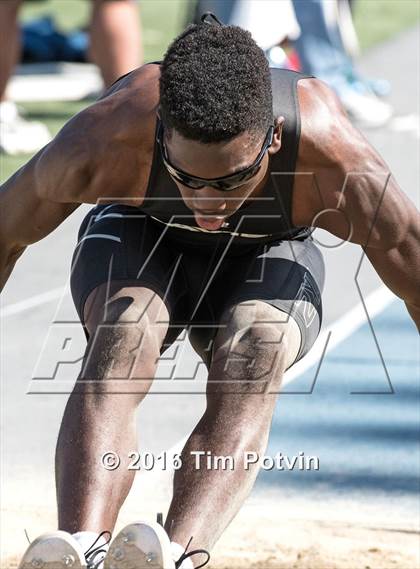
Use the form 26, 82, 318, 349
24, 529, 31, 545
175, 536, 210, 569
84, 531, 112, 569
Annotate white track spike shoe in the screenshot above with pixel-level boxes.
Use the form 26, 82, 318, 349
104, 519, 210, 569
18, 531, 87, 569
104, 521, 174, 569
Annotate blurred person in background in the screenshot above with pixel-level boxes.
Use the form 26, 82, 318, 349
194, 0, 301, 69
228, 0, 301, 69
335, 0, 390, 96
0, 0, 142, 156
292, 0, 393, 127
194, 0, 391, 127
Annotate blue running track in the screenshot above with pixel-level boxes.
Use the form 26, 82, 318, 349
258, 300, 419, 512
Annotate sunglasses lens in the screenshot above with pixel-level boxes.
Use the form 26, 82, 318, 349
159, 120, 271, 192
184, 179, 206, 190
213, 165, 260, 191
173, 171, 205, 190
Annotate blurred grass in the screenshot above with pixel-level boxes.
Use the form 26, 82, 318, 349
353, 0, 420, 51
1, 0, 419, 183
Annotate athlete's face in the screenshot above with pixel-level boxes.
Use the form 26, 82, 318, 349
164, 119, 283, 230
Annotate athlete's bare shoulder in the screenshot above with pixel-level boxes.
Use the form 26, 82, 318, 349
296, 77, 367, 169
42, 63, 161, 205
100, 62, 161, 102
292, 77, 381, 227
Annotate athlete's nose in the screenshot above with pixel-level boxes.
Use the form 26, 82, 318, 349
192, 191, 226, 213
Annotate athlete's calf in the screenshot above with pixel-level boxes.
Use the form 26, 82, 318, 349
55, 283, 169, 533
166, 300, 301, 557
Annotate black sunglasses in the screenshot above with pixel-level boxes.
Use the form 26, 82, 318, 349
157, 120, 274, 192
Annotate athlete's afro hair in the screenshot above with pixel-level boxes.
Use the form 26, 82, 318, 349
159, 19, 273, 143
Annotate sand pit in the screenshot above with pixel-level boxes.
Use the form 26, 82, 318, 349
3, 490, 418, 569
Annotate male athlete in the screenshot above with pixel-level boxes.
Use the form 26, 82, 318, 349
1, 14, 419, 569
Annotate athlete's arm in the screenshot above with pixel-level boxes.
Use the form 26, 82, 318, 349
297, 79, 420, 329
0, 66, 160, 293
0, 106, 99, 291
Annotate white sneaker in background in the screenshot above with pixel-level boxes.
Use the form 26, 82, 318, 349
0, 100, 52, 155
18, 531, 87, 569
339, 88, 393, 128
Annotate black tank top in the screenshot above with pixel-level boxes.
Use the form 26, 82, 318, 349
139, 67, 312, 251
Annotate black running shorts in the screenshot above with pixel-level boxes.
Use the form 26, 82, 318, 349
70, 205, 325, 364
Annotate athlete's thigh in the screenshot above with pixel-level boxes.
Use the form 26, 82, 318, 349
226, 238, 324, 364
70, 204, 187, 352
199, 237, 325, 369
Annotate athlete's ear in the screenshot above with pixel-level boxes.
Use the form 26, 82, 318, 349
268, 116, 285, 156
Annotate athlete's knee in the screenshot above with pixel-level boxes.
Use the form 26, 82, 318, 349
80, 294, 169, 395
215, 300, 300, 367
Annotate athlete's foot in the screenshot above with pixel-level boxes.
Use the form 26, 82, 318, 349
18, 531, 87, 569
104, 521, 210, 569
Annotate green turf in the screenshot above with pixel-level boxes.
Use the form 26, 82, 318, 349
1, 0, 419, 183
353, 0, 420, 51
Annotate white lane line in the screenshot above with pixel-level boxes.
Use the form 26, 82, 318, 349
284, 285, 396, 385
1, 287, 64, 318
